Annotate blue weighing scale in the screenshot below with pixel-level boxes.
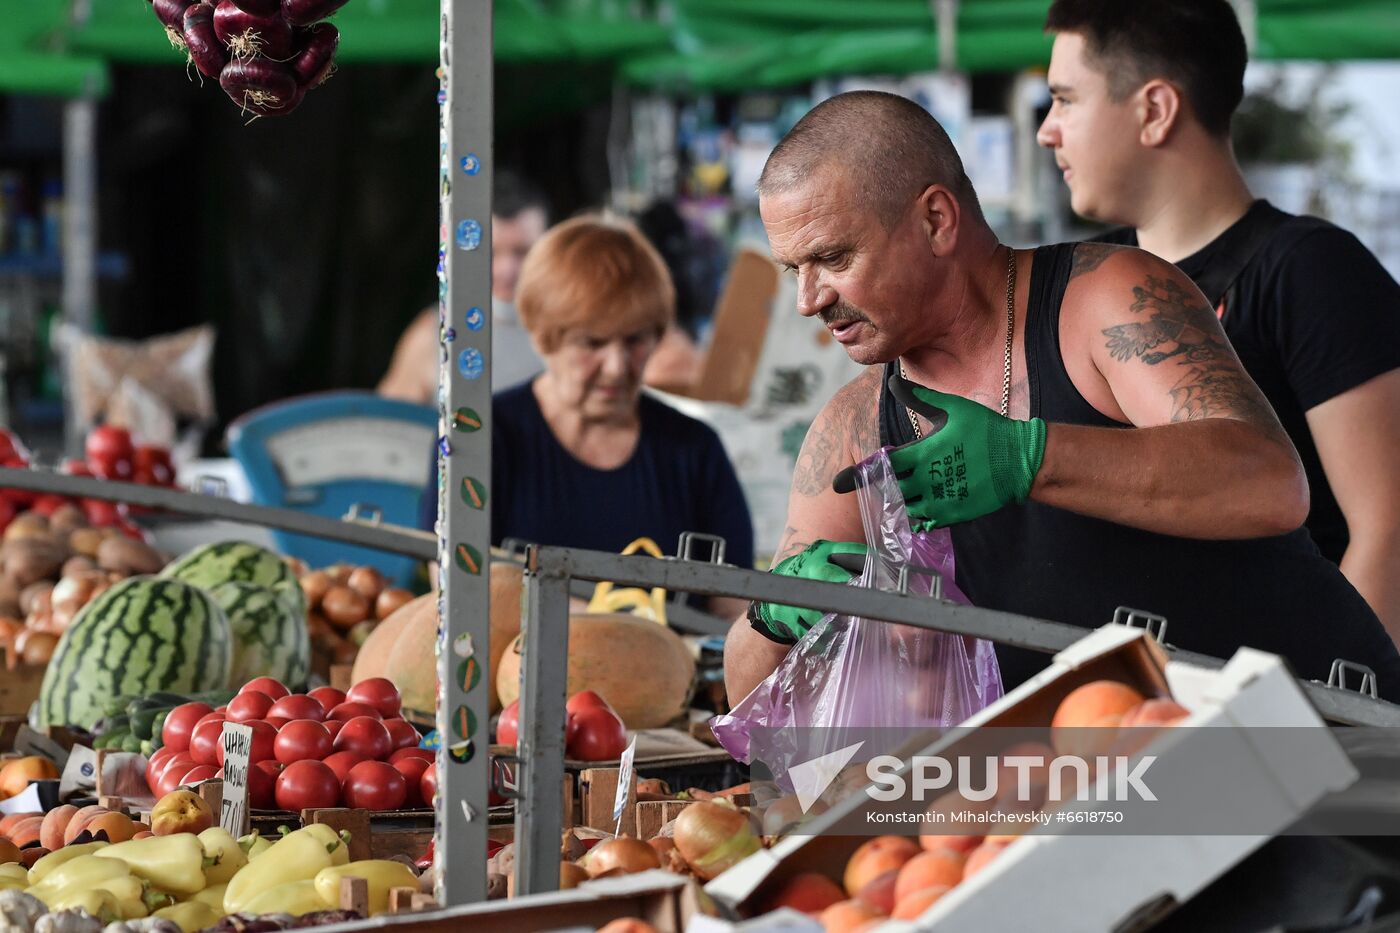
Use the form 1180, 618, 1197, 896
227, 392, 437, 586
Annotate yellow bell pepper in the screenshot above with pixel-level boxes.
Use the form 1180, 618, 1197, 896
155, 900, 223, 933
39, 887, 120, 922
89, 872, 153, 920
313, 860, 418, 916
0, 864, 28, 885
95, 834, 208, 896
26, 853, 131, 906
26, 841, 109, 885
239, 831, 272, 859
238, 879, 328, 916
198, 827, 248, 885
299, 824, 351, 866
223, 826, 343, 914
190, 882, 227, 911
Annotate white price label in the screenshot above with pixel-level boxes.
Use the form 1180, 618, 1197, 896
219, 722, 255, 836
612, 736, 638, 828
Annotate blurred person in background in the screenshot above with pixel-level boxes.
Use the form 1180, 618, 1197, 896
1038, 0, 1400, 643
421, 214, 753, 614
378, 169, 549, 400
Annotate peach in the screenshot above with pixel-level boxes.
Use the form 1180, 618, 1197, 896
63, 805, 109, 844
85, 811, 135, 843
0, 812, 40, 836
842, 836, 919, 897
854, 868, 898, 915
6, 817, 42, 849
596, 922, 658, 933
39, 805, 77, 850
893, 849, 965, 903
963, 839, 1012, 879
1120, 698, 1190, 728
919, 833, 982, 855
818, 899, 884, 932
1051, 681, 1145, 759
892, 884, 952, 920
758, 872, 845, 915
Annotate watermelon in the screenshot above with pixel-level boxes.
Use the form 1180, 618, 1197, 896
37, 577, 232, 730
210, 580, 310, 689
160, 539, 305, 617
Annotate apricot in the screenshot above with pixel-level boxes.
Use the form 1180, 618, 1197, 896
963, 839, 1012, 879
818, 899, 884, 932
893, 849, 965, 903
842, 836, 919, 897
1051, 681, 1145, 759
892, 884, 952, 920
63, 805, 109, 844
0, 756, 59, 799
919, 833, 982, 855
1120, 698, 1190, 728
85, 811, 135, 843
39, 805, 77, 850
854, 869, 898, 914
0, 837, 19, 864
6, 817, 42, 849
0, 812, 39, 836
759, 872, 845, 915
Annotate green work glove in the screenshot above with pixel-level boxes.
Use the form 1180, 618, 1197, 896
748, 540, 867, 643
836, 373, 1046, 527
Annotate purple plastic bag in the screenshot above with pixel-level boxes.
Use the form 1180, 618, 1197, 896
711, 447, 1002, 779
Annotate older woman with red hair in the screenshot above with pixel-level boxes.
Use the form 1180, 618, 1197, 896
424, 214, 753, 604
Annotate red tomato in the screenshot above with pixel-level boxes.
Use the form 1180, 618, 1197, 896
89, 454, 134, 481
333, 717, 392, 761
342, 760, 407, 811
391, 757, 430, 807
145, 746, 176, 785
155, 756, 196, 797
179, 764, 219, 786
226, 691, 275, 723
389, 747, 433, 764
275, 760, 341, 811
265, 716, 291, 730
327, 702, 381, 722
322, 750, 369, 784
86, 425, 134, 462
420, 763, 437, 807
189, 716, 229, 767
241, 678, 291, 700
346, 678, 402, 719
80, 498, 122, 527
247, 758, 277, 809
274, 720, 333, 764
0, 429, 23, 463
322, 719, 344, 740
566, 690, 611, 714
60, 458, 92, 477
133, 446, 174, 485
565, 706, 627, 761
161, 702, 214, 753
31, 494, 71, 517
268, 694, 326, 722
383, 719, 421, 750
308, 687, 346, 711
496, 700, 520, 747
216, 720, 277, 767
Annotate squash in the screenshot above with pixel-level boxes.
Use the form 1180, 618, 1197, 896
496, 612, 695, 729
351, 563, 524, 718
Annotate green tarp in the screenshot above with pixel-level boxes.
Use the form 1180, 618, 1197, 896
4, 0, 1400, 99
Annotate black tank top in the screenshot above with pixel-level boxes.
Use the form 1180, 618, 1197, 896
878, 243, 1400, 699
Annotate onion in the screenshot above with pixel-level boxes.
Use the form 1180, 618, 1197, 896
291, 23, 339, 88
584, 837, 661, 878
559, 862, 590, 890
282, 0, 351, 28
183, 3, 230, 78
16, 629, 58, 666
647, 837, 676, 858
320, 584, 370, 629
347, 566, 385, 602
300, 569, 331, 608
228, 0, 280, 13
153, 0, 195, 30
375, 587, 414, 620
673, 801, 761, 880
219, 59, 300, 117
214, 0, 295, 60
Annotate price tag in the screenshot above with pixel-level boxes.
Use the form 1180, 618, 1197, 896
219, 722, 254, 836
612, 736, 638, 832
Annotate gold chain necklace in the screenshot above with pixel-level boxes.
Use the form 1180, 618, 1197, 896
901, 246, 1017, 440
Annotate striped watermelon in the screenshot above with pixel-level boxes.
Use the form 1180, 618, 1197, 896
210, 580, 310, 689
37, 577, 232, 730
160, 539, 305, 618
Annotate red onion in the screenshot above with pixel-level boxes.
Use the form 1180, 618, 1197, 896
153, 0, 195, 29
227, 0, 280, 14
220, 59, 301, 117
213, 0, 295, 60
183, 3, 230, 78
291, 23, 339, 88
282, 0, 351, 28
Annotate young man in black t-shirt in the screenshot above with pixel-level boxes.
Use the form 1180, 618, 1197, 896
1038, 0, 1400, 644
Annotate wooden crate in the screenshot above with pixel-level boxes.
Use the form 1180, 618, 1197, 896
0, 657, 44, 717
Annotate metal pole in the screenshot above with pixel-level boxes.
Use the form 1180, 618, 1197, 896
61, 93, 98, 454
434, 0, 494, 907
933, 0, 957, 72
512, 552, 572, 895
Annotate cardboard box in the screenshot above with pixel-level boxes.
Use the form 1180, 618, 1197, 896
705, 625, 1358, 932
683, 249, 779, 406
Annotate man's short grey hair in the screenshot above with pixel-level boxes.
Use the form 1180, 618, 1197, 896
758, 90, 981, 228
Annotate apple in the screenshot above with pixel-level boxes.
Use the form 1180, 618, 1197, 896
150, 788, 213, 836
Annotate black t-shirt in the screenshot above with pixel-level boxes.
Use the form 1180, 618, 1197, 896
420, 382, 755, 570
1097, 201, 1400, 563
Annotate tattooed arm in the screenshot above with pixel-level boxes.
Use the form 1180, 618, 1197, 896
723, 369, 879, 702
1034, 245, 1308, 538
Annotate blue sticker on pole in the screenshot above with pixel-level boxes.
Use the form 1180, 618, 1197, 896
460, 154, 481, 175
455, 219, 482, 251
457, 347, 483, 380
464, 307, 484, 331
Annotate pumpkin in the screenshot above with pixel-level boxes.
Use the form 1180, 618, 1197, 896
496, 612, 695, 729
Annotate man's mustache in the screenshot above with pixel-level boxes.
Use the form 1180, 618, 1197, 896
820, 303, 869, 327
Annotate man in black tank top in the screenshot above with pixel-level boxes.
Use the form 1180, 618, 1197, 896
1038, 1, 1400, 643
724, 90, 1400, 705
